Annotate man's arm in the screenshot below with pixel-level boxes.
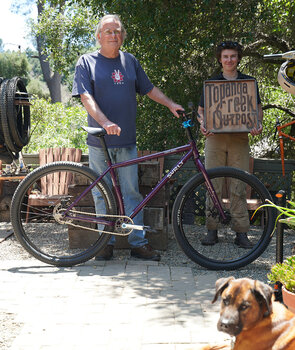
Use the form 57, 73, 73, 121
146, 87, 183, 117
80, 93, 121, 136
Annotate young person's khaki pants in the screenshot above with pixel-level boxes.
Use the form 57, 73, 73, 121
205, 133, 250, 233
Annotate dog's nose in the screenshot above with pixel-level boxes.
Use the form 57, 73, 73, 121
218, 317, 241, 336
219, 318, 231, 330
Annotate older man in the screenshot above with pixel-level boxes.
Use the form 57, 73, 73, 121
72, 14, 183, 261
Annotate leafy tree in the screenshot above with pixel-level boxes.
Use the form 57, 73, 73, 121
33, 1, 97, 76
27, 79, 50, 99
0, 51, 30, 84
34, 0, 63, 102
26, 48, 45, 81
0, 39, 4, 53
27, 0, 295, 155
11, 0, 64, 102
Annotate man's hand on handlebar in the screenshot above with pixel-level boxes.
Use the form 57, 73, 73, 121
169, 103, 184, 118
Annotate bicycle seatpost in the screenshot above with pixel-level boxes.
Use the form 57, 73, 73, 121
99, 135, 112, 164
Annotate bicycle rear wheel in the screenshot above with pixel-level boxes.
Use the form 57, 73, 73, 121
11, 162, 117, 267
172, 167, 275, 270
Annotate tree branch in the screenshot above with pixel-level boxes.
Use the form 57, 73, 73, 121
242, 35, 291, 62
262, 104, 295, 118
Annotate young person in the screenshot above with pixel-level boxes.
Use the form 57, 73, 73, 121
197, 41, 263, 248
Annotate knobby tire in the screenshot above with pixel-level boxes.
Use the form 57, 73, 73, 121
11, 162, 117, 267
172, 167, 275, 270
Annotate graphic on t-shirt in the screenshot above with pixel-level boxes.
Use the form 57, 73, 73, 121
111, 69, 124, 84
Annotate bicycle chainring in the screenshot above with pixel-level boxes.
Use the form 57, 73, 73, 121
114, 217, 133, 236
53, 202, 73, 225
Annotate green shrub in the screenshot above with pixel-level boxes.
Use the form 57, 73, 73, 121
268, 256, 295, 293
24, 98, 88, 154
27, 79, 50, 100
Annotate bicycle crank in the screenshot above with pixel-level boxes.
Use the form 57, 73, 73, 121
121, 223, 157, 233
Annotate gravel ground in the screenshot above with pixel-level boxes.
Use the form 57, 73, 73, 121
1, 221, 294, 349
1, 222, 295, 281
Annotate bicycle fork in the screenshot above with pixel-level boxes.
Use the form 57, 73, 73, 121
194, 158, 230, 224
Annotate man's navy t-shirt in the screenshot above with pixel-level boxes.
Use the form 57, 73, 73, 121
72, 50, 154, 148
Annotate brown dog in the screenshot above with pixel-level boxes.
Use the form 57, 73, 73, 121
202, 277, 295, 350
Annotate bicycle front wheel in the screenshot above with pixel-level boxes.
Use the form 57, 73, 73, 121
172, 167, 275, 270
11, 162, 117, 267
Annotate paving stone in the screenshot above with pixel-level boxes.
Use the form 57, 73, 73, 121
0, 260, 231, 349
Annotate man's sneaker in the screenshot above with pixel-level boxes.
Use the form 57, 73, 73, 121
130, 244, 161, 261
234, 233, 254, 249
94, 245, 114, 260
201, 230, 218, 245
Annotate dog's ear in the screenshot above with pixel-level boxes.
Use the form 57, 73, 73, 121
212, 276, 235, 304
253, 280, 273, 316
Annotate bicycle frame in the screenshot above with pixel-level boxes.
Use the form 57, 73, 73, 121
277, 119, 295, 176
63, 123, 227, 229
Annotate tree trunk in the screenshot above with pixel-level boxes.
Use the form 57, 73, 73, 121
37, 0, 62, 103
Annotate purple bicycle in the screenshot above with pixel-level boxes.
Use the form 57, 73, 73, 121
11, 108, 275, 269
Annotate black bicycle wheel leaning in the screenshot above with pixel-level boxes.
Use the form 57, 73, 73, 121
172, 167, 275, 270
6, 77, 30, 148
11, 162, 117, 267
0, 79, 22, 153
0, 79, 10, 147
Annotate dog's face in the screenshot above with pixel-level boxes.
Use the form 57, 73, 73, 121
212, 277, 273, 337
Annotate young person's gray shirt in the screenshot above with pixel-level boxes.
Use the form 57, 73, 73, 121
72, 50, 154, 148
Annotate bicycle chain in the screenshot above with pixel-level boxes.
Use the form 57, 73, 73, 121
53, 205, 134, 236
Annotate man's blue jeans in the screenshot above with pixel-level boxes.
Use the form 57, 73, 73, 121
88, 144, 148, 248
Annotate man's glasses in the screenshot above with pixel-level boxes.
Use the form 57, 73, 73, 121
102, 29, 121, 36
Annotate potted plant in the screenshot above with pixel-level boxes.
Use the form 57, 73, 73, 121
258, 199, 295, 313
268, 256, 295, 313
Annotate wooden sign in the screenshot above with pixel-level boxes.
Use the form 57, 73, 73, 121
204, 79, 259, 133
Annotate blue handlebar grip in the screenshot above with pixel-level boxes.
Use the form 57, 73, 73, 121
182, 119, 194, 128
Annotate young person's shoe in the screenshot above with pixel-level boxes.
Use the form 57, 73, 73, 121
130, 244, 161, 261
201, 230, 218, 245
94, 245, 114, 260
234, 233, 254, 249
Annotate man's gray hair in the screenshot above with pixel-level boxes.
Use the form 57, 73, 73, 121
95, 14, 127, 45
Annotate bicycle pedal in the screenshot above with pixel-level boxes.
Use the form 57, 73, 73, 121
121, 223, 156, 232
121, 223, 145, 231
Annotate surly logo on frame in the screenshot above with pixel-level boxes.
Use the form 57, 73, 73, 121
111, 69, 124, 84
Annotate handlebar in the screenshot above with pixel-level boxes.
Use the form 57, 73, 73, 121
177, 104, 198, 129
263, 50, 295, 60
